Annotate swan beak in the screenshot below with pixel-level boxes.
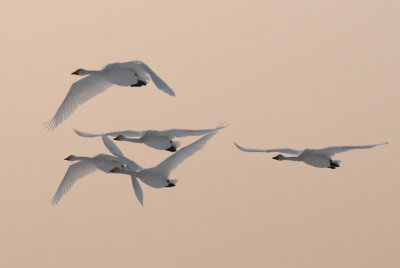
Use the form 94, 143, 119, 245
64, 156, 71, 160
71, 69, 80, 75
109, 168, 118, 173
272, 155, 279, 160
114, 135, 122, 140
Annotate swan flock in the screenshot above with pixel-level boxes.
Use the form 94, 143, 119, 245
51, 127, 223, 205
48, 59, 388, 207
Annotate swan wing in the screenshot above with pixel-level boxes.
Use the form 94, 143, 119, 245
234, 142, 301, 155
46, 75, 113, 130
74, 129, 143, 138
317, 142, 388, 157
158, 123, 227, 138
152, 131, 218, 176
130, 176, 144, 206
101, 134, 143, 171
51, 161, 98, 205
74, 129, 101, 138
133, 61, 175, 97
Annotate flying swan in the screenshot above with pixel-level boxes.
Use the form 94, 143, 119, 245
74, 124, 227, 152
102, 128, 221, 205
234, 142, 388, 169
46, 61, 175, 130
51, 154, 127, 205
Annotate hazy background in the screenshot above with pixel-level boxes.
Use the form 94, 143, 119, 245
1, 0, 399, 267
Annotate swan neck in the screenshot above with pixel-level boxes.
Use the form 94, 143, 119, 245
282, 156, 300, 161
72, 156, 90, 161
84, 70, 103, 76
120, 169, 139, 176
122, 137, 143, 143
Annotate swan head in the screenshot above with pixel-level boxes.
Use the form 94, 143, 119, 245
71, 68, 87, 75
64, 155, 76, 161
272, 154, 284, 161
113, 135, 125, 141
109, 167, 123, 173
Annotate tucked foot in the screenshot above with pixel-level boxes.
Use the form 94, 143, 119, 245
130, 80, 147, 87
166, 146, 177, 152
166, 181, 176, 187
329, 159, 340, 169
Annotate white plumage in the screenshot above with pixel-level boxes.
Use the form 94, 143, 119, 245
103, 128, 222, 204
51, 154, 126, 205
74, 124, 227, 152
46, 61, 175, 130
234, 142, 388, 169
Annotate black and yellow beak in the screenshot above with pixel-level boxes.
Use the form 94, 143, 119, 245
113, 135, 122, 140
109, 167, 118, 173
272, 155, 280, 160
71, 69, 80, 75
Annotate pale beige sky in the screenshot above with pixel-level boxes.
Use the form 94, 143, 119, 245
1, 0, 399, 267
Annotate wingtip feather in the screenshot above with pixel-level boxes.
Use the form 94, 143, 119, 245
44, 118, 57, 132
50, 196, 59, 206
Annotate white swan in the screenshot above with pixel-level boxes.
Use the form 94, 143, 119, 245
46, 61, 175, 130
102, 129, 220, 203
234, 142, 388, 169
51, 154, 133, 205
74, 124, 227, 152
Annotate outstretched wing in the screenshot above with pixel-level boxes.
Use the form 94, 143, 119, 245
151, 131, 218, 176
159, 123, 227, 138
133, 61, 175, 97
51, 161, 98, 205
130, 176, 143, 206
101, 135, 144, 205
46, 75, 113, 130
234, 142, 302, 155
74, 129, 143, 138
101, 134, 143, 172
317, 142, 388, 157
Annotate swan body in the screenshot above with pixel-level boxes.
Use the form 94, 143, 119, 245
102, 128, 221, 203
46, 61, 175, 130
234, 142, 388, 169
51, 154, 126, 205
74, 124, 227, 152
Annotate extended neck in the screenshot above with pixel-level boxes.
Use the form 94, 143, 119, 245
281, 156, 300, 161
70, 156, 91, 161
115, 168, 140, 177
121, 137, 143, 143
82, 69, 103, 76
